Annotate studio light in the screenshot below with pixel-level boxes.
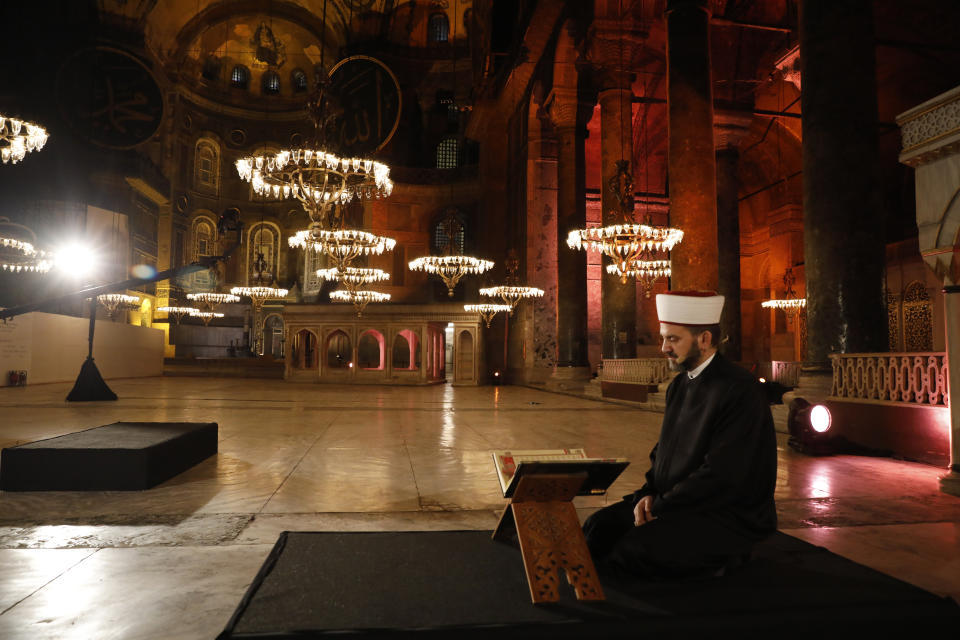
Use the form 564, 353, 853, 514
787, 398, 835, 455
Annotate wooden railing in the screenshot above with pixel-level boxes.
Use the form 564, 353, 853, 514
830, 352, 949, 407
601, 358, 673, 385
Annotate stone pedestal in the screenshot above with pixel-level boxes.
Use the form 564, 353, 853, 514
665, 0, 718, 291
800, 0, 886, 363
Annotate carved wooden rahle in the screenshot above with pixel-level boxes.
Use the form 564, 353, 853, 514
492, 472, 604, 604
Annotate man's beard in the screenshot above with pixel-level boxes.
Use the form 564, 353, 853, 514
667, 342, 702, 372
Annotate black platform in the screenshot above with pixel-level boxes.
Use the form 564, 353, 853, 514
219, 530, 960, 639
0, 422, 218, 491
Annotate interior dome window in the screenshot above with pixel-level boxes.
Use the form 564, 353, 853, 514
231, 65, 250, 89
428, 13, 449, 43
262, 71, 281, 95
291, 69, 308, 93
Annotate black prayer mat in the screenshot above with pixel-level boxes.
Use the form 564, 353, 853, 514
0, 422, 218, 491
218, 530, 960, 638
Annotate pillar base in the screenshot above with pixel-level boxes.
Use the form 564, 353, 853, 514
782, 368, 834, 405
940, 469, 960, 498
545, 366, 593, 392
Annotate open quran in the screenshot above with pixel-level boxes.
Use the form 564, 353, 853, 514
491, 449, 629, 498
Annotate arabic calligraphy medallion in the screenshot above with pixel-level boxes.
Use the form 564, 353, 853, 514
57, 47, 164, 149
326, 56, 401, 156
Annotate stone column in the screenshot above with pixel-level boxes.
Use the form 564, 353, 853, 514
714, 111, 752, 360
590, 16, 643, 360
548, 87, 590, 372
665, 0, 718, 292
800, 0, 886, 370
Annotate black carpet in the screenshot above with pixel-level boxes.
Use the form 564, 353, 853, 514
219, 530, 960, 638
0, 422, 217, 491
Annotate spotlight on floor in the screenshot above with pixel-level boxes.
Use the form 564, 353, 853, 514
787, 398, 836, 455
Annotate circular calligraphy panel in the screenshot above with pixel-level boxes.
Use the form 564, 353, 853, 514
57, 47, 164, 149
327, 56, 402, 156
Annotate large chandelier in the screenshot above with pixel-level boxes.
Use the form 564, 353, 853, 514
1, 114, 48, 165
479, 286, 544, 315
762, 268, 806, 323
464, 303, 511, 328
157, 306, 199, 324
97, 293, 140, 320
186, 292, 240, 313
317, 267, 390, 291
410, 255, 494, 297
290, 229, 396, 271
189, 310, 225, 326
567, 160, 682, 295
604, 260, 671, 298
1, 236, 52, 273
235, 151, 392, 230
407, 211, 493, 297
330, 289, 390, 317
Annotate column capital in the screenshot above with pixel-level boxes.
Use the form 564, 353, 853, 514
586, 18, 644, 91
714, 110, 753, 150
545, 87, 580, 130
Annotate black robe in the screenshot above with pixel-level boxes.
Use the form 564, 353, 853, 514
583, 353, 778, 578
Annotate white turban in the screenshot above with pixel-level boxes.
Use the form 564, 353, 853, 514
656, 291, 724, 326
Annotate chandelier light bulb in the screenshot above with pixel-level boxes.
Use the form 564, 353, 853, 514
0, 115, 48, 165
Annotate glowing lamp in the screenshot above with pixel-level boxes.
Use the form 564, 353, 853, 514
787, 398, 835, 455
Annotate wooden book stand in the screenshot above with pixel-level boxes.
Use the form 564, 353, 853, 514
492, 472, 605, 603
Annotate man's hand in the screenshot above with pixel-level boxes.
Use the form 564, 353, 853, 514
633, 495, 656, 526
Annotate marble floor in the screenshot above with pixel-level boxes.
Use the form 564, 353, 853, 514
0, 377, 958, 639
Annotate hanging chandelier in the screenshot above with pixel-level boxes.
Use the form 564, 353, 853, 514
330, 289, 390, 317
762, 268, 806, 323
464, 303, 512, 328
189, 310, 225, 326
97, 293, 140, 320
290, 229, 396, 270
0, 114, 48, 165
1, 236, 52, 273
409, 255, 494, 297
230, 286, 289, 311
604, 259, 672, 297
186, 292, 240, 312
157, 306, 199, 324
479, 285, 544, 315
235, 151, 392, 230
317, 267, 390, 290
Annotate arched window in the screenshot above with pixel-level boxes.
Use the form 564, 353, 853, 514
358, 330, 385, 370
247, 222, 280, 285
432, 209, 466, 255
231, 65, 250, 89
428, 12, 449, 43
191, 216, 217, 288
291, 68, 308, 93
262, 70, 280, 95
436, 137, 458, 168
327, 330, 352, 368
194, 139, 220, 192
202, 57, 221, 82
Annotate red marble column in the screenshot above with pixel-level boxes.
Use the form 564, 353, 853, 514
665, 0, 718, 292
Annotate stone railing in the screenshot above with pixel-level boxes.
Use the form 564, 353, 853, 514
830, 352, 949, 407
771, 361, 802, 387
602, 358, 673, 385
